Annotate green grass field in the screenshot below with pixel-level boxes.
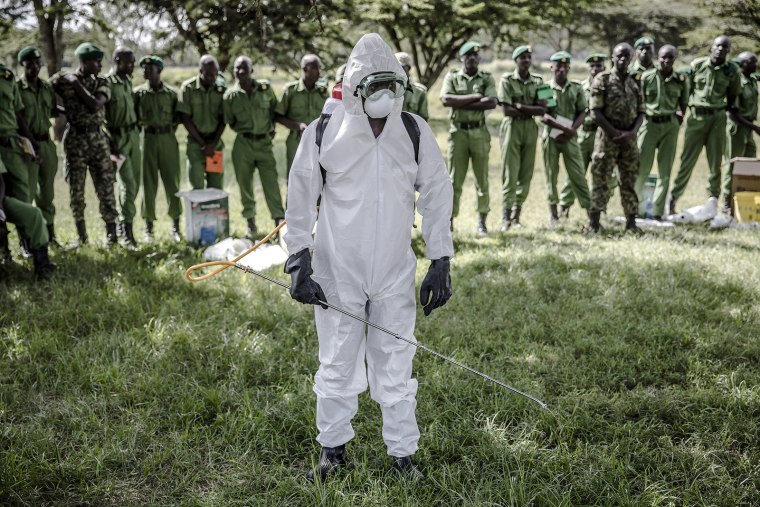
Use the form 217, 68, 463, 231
1, 63, 759, 506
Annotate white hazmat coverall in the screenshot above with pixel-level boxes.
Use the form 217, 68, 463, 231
284, 33, 454, 457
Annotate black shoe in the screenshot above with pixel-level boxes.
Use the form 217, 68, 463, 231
559, 205, 570, 219
144, 221, 154, 242
46, 223, 62, 249
668, 196, 677, 215
68, 220, 88, 250
722, 194, 732, 215
306, 445, 346, 482
585, 211, 602, 234
392, 456, 424, 480
246, 217, 257, 240
625, 214, 642, 234
171, 218, 182, 243
549, 204, 559, 228
105, 222, 119, 248
510, 206, 522, 228
123, 223, 138, 250
31, 244, 56, 280
500, 209, 511, 232
476, 213, 488, 238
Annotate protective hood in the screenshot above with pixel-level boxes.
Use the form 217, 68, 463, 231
342, 33, 406, 116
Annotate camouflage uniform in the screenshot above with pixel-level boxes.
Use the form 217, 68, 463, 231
588, 69, 645, 215
51, 69, 118, 223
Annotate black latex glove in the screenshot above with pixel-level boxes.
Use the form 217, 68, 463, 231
284, 248, 328, 309
419, 257, 452, 316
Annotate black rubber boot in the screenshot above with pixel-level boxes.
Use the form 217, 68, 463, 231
105, 222, 119, 248
476, 213, 488, 238
123, 223, 138, 249
722, 194, 732, 215
19, 237, 32, 259
559, 205, 570, 219
511, 206, 522, 227
625, 213, 641, 234
392, 456, 424, 480
306, 445, 346, 482
246, 217, 257, 240
67, 220, 88, 250
31, 244, 56, 280
500, 208, 511, 232
586, 211, 602, 234
668, 196, 677, 215
47, 223, 62, 249
144, 221, 154, 241
549, 204, 559, 227
171, 218, 182, 243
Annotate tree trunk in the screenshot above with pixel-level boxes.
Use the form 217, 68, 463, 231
33, 0, 66, 74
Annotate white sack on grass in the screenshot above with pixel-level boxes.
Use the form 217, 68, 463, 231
203, 237, 254, 261
236, 243, 289, 271
612, 216, 675, 228
666, 197, 718, 224
710, 213, 733, 229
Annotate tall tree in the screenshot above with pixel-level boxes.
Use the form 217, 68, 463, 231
708, 0, 760, 47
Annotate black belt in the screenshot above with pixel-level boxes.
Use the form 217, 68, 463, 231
145, 125, 173, 135
582, 124, 598, 132
647, 114, 673, 124
69, 124, 103, 134
455, 121, 485, 130
108, 123, 137, 136
242, 132, 270, 141
691, 106, 725, 115
510, 115, 533, 121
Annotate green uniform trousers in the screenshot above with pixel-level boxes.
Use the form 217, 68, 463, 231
499, 118, 538, 210
285, 130, 302, 178
671, 111, 726, 199
560, 127, 618, 208
543, 136, 591, 209
0, 142, 33, 203
447, 126, 491, 218
113, 129, 142, 223
589, 131, 640, 215
635, 118, 679, 217
187, 139, 224, 190
3, 196, 48, 248
231, 135, 284, 220
26, 139, 58, 224
142, 132, 182, 221
723, 121, 757, 198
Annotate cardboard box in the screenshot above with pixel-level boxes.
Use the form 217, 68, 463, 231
733, 192, 760, 223
176, 189, 230, 245
729, 157, 760, 215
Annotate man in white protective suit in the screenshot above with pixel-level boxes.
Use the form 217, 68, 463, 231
284, 33, 455, 481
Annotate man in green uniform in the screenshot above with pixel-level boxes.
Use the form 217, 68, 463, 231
178, 55, 226, 190
50, 42, 119, 247
631, 37, 656, 79
1, 157, 55, 279
17, 46, 61, 248
106, 47, 141, 247
498, 45, 546, 230
540, 51, 591, 225
723, 51, 759, 212
275, 54, 328, 177
635, 45, 688, 219
395, 52, 429, 120
559, 53, 607, 216
224, 56, 285, 239
440, 41, 497, 237
670, 35, 741, 213
134, 55, 182, 242
587, 43, 645, 233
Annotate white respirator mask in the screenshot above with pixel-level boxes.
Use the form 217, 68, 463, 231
355, 71, 406, 119
363, 89, 396, 118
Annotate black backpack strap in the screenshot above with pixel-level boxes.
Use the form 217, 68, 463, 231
400, 111, 421, 164
314, 113, 331, 187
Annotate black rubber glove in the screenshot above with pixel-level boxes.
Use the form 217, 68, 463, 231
419, 257, 452, 316
284, 248, 328, 309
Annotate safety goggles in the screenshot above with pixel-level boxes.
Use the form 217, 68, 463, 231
355, 72, 407, 100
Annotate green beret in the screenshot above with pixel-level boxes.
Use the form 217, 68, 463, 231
550, 51, 572, 63
634, 36, 655, 49
74, 42, 104, 61
459, 41, 481, 57
18, 46, 42, 64
512, 45, 532, 60
138, 55, 164, 70
585, 53, 607, 64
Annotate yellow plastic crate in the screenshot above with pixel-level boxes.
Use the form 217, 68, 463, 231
733, 192, 760, 223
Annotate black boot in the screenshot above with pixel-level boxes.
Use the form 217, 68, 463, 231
392, 455, 424, 480
500, 208, 512, 232
171, 218, 182, 243
47, 223, 62, 249
19, 237, 32, 259
123, 223, 138, 249
511, 206, 522, 227
144, 221, 154, 241
625, 213, 641, 234
476, 213, 488, 238
67, 220, 88, 250
585, 211, 602, 234
105, 222, 118, 248
246, 217, 257, 240
31, 244, 56, 280
722, 193, 732, 215
549, 204, 559, 227
306, 445, 346, 482
559, 205, 570, 219
668, 196, 677, 215
271, 217, 284, 243
0, 222, 15, 266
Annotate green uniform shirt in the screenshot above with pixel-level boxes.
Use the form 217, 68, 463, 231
547, 78, 586, 122
686, 56, 741, 109
581, 78, 595, 128
274, 78, 328, 125
440, 68, 497, 124
223, 80, 277, 135
590, 69, 645, 129
177, 75, 226, 135
402, 82, 429, 120
0, 64, 22, 136
641, 68, 689, 116
50, 69, 111, 128
17, 76, 56, 137
497, 69, 543, 109
733, 72, 758, 121
105, 72, 137, 128
630, 60, 655, 80
134, 81, 178, 128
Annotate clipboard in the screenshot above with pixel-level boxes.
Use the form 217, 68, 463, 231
206, 151, 224, 173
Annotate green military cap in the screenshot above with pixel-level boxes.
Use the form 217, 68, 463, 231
512, 45, 532, 60
585, 53, 607, 63
550, 51, 572, 63
74, 42, 104, 61
138, 55, 164, 70
17, 46, 42, 63
634, 36, 655, 48
458, 41, 481, 57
